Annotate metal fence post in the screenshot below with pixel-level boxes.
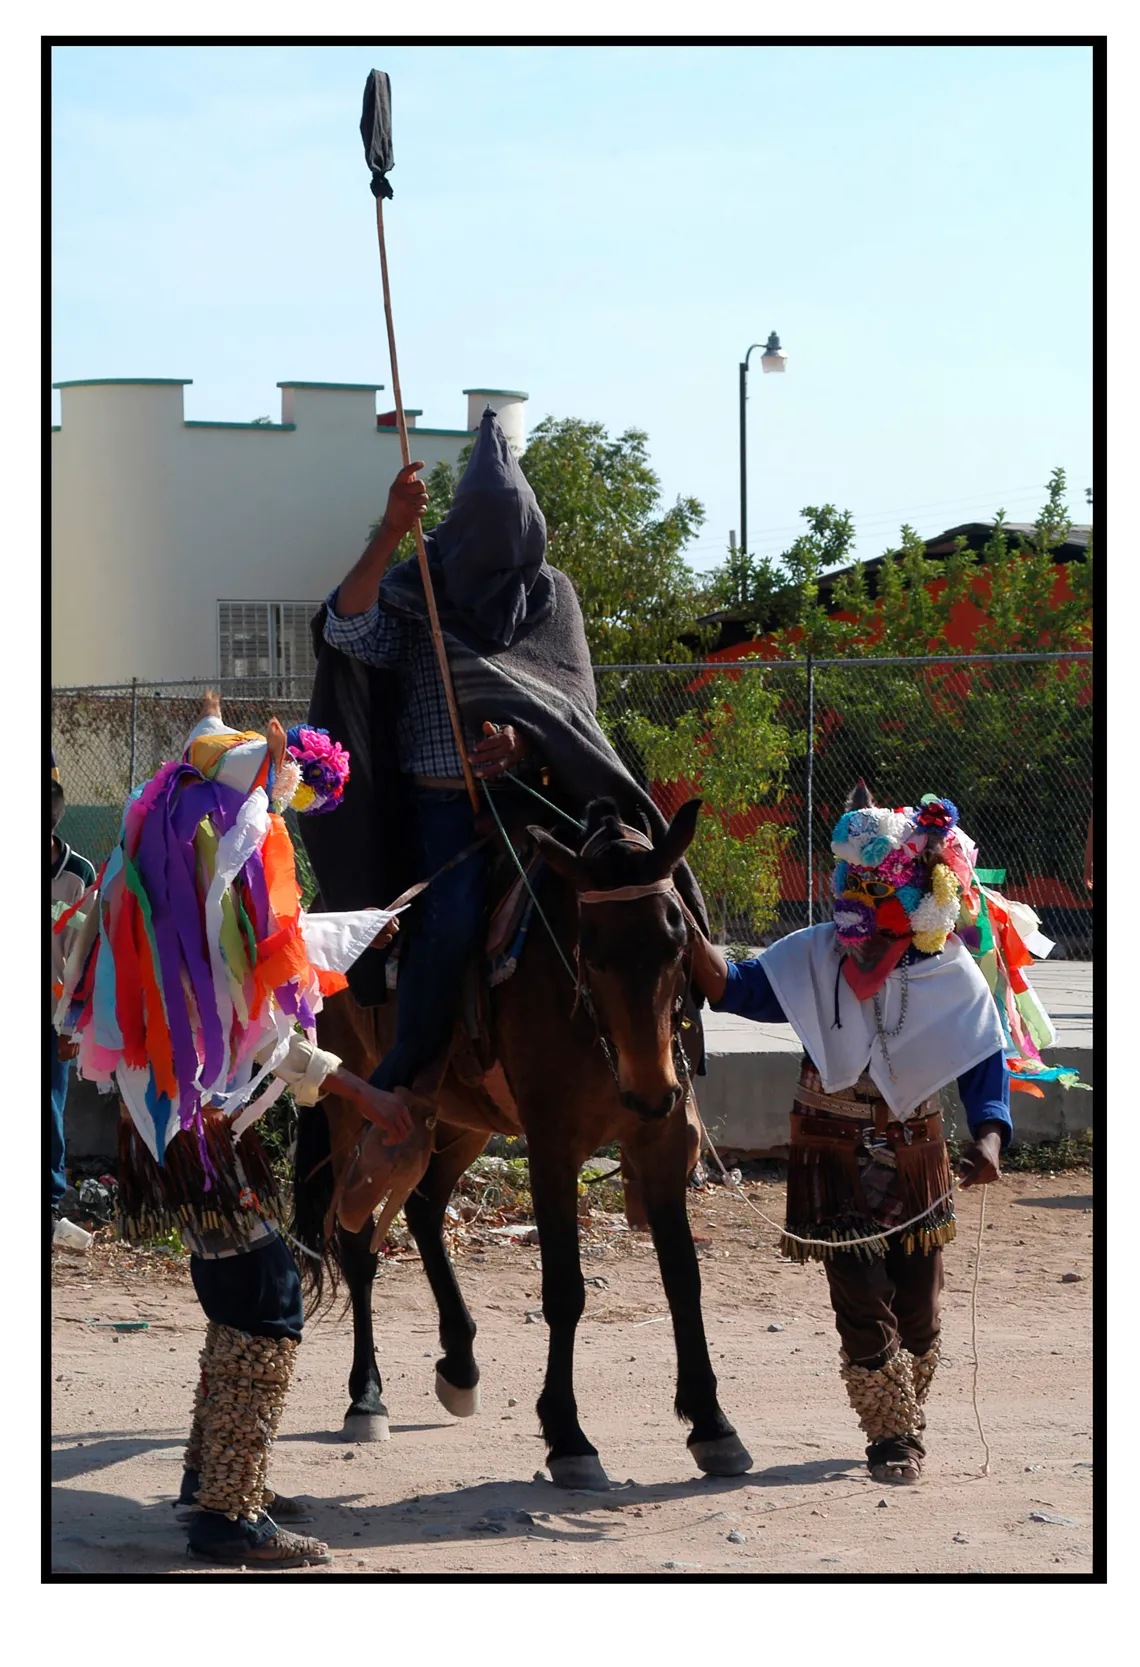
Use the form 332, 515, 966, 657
805, 653, 815, 927
128, 676, 138, 793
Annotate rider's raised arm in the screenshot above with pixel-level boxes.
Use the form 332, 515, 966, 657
331, 461, 428, 620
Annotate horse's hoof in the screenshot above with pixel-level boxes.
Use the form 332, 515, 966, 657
689, 1433, 753, 1476
341, 1409, 390, 1443
547, 1454, 615, 1491
435, 1371, 481, 1418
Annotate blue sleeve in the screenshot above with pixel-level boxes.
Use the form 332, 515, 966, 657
957, 1050, 1013, 1149
323, 589, 404, 670
710, 959, 789, 1024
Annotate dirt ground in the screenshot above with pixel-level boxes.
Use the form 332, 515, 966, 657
49, 1173, 1094, 1578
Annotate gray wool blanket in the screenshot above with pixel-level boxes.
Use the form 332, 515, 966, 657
302, 566, 707, 1004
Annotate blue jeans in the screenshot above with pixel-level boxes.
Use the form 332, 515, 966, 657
370, 789, 491, 1094
49, 1027, 70, 1208
190, 1234, 305, 1342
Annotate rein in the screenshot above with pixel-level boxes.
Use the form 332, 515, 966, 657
571, 820, 694, 1084
479, 791, 694, 1088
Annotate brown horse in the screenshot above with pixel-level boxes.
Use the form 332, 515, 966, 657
292, 796, 751, 1487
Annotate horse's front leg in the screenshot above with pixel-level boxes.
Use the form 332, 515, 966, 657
625, 1104, 753, 1476
403, 1121, 490, 1417
527, 1142, 611, 1489
338, 1221, 389, 1442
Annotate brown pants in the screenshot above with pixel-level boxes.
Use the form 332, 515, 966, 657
824, 1243, 943, 1369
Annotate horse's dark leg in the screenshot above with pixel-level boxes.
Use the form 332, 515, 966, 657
338, 1221, 389, 1442
527, 1142, 610, 1488
403, 1123, 490, 1416
627, 1107, 753, 1477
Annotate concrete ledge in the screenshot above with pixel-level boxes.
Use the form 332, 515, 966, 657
697, 1044, 1093, 1155
697, 960, 1093, 1155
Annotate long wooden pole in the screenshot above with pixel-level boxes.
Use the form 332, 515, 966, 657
374, 196, 481, 813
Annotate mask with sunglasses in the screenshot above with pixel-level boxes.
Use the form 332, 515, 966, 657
831, 794, 970, 958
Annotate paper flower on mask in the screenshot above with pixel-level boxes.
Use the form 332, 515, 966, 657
834, 895, 877, 944
910, 870, 961, 953
831, 807, 914, 868
285, 726, 351, 816
916, 794, 959, 834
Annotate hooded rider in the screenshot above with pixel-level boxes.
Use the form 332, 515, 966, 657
320, 410, 555, 1098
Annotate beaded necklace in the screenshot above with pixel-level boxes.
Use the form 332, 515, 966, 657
871, 958, 910, 1081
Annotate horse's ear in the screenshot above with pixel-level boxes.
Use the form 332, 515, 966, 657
650, 798, 703, 878
528, 826, 590, 891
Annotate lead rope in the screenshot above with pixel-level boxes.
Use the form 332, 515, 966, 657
498, 767, 585, 835
971, 1186, 991, 1476
692, 1095, 991, 1475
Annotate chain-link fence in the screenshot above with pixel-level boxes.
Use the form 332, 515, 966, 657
50, 680, 320, 903
51, 652, 1093, 957
594, 654, 1093, 955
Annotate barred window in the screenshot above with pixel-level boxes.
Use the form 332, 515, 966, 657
218, 601, 322, 693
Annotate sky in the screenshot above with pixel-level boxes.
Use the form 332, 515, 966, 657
50, 42, 1094, 576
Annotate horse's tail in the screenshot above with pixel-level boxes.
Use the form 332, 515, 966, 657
289, 1100, 342, 1311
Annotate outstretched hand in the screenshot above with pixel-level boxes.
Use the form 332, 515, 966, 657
329, 1066, 415, 1144
958, 1128, 1003, 1189
689, 929, 729, 1005
368, 912, 401, 950
355, 1083, 415, 1145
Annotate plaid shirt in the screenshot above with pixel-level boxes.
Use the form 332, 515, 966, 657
323, 592, 474, 777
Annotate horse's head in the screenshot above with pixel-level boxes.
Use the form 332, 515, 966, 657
529, 796, 702, 1120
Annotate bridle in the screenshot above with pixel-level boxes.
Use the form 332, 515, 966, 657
571, 821, 697, 1092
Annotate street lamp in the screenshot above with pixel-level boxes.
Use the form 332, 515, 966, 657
738, 331, 786, 555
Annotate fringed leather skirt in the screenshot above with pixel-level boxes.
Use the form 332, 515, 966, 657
117, 1110, 282, 1250
780, 1057, 957, 1264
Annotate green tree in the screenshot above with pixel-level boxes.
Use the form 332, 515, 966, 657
604, 665, 797, 940
520, 418, 708, 663
762, 471, 1092, 895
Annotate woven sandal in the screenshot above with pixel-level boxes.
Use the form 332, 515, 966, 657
187, 1511, 332, 1567
867, 1437, 924, 1484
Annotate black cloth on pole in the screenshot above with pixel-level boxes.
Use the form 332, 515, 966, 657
360, 69, 394, 199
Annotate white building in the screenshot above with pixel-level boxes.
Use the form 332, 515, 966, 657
51, 378, 530, 687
